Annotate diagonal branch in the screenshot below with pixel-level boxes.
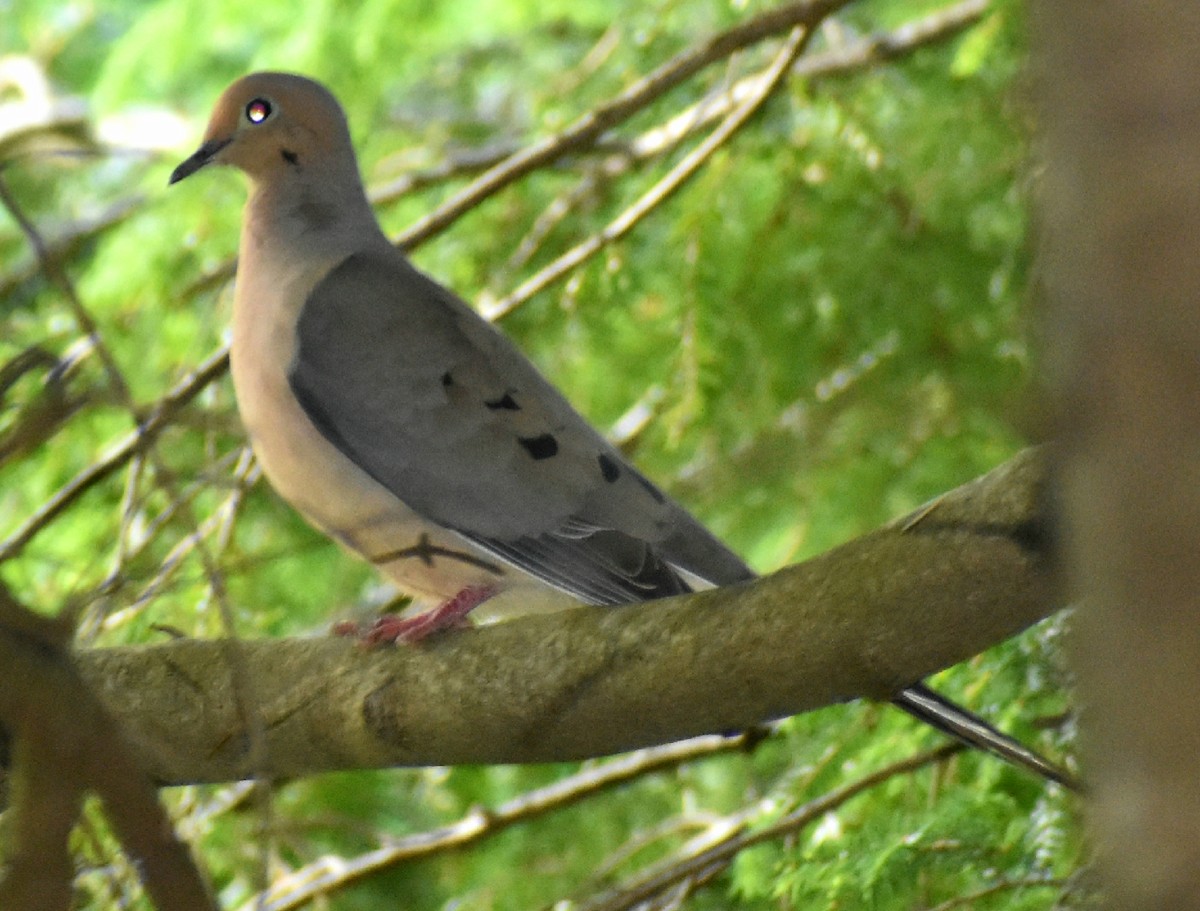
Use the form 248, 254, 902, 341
178, 0, 852, 295
577, 743, 961, 911
0, 585, 216, 910
1, 0, 988, 569
75, 447, 1060, 785
483, 23, 814, 319
0, 345, 229, 565
246, 733, 754, 911
395, 0, 850, 250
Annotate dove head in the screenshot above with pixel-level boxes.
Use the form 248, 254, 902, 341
170, 72, 359, 188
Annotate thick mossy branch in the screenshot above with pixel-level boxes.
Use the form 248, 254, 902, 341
75, 448, 1054, 785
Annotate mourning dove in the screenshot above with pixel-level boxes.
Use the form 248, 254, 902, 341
170, 72, 1072, 788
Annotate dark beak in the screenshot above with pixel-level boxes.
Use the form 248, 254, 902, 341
168, 137, 232, 185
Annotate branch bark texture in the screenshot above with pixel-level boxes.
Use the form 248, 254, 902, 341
76, 448, 1055, 785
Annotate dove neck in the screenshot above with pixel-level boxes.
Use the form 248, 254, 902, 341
244, 166, 386, 264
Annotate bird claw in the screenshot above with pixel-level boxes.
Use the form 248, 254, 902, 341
335, 584, 498, 645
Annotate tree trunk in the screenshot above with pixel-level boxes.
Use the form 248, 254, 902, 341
1036, 4, 1200, 908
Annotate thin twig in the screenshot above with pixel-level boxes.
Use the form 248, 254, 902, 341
78, 448, 259, 640
0, 196, 143, 302
622, 0, 991, 164
923, 876, 1068, 911
1, 175, 275, 900
580, 741, 841, 898
0, 172, 139, 422
185, 449, 257, 622
0, 341, 97, 465
0, 345, 230, 564
369, 141, 522, 208
84, 449, 242, 604
575, 744, 962, 911
484, 23, 814, 320
243, 733, 756, 911
178, 0, 849, 295
489, 170, 606, 292
395, 0, 848, 250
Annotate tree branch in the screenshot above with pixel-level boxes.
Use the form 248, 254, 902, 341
0, 585, 215, 910
576, 743, 961, 911
0, 345, 229, 564
394, 0, 850, 250
483, 23, 813, 319
248, 733, 753, 911
76, 447, 1055, 785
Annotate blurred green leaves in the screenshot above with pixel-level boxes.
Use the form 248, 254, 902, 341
0, 1, 1082, 908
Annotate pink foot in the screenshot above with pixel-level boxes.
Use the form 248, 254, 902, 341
335, 585, 498, 645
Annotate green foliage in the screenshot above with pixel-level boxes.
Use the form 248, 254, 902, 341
0, 0, 1084, 908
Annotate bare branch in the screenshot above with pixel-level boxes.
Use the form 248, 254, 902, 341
622, 0, 991, 164
480, 0, 992, 315
246, 733, 753, 911
395, 0, 851, 251
0, 586, 216, 911
0, 173, 139, 423
576, 743, 961, 911
922, 877, 1069, 911
483, 23, 814, 319
76, 448, 1058, 784
0, 345, 229, 564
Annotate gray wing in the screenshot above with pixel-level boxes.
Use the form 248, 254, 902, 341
289, 250, 752, 605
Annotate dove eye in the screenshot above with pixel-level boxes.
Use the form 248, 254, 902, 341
245, 99, 273, 124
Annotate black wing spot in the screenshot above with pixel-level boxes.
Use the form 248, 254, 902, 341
485, 391, 521, 411
598, 453, 621, 483
442, 371, 454, 387
281, 148, 300, 166
519, 433, 558, 460
636, 474, 666, 504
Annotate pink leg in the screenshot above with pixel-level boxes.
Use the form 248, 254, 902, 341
335, 585, 498, 645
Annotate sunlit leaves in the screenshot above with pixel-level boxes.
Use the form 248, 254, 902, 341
0, 1, 1081, 908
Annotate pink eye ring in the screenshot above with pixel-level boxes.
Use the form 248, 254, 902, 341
246, 99, 272, 124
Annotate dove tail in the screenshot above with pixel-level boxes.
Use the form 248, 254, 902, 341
892, 682, 1079, 791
